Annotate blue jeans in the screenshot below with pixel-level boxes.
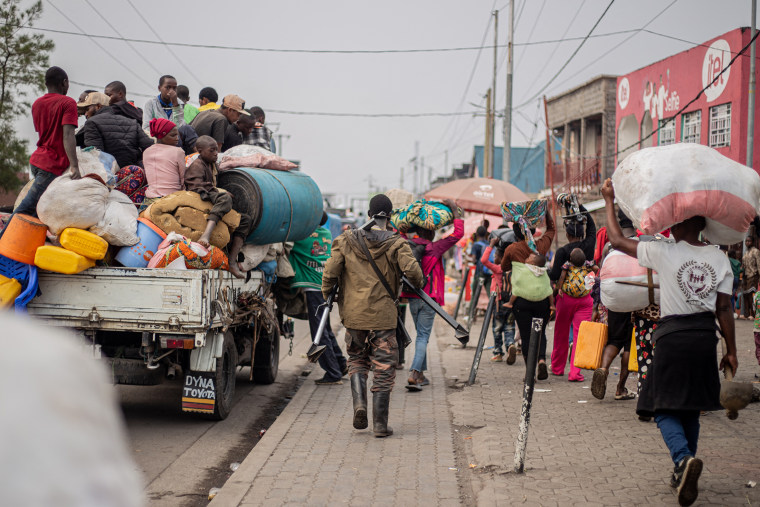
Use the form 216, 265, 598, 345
655, 411, 700, 465
15, 166, 58, 217
492, 308, 515, 356
305, 290, 346, 381
409, 298, 436, 372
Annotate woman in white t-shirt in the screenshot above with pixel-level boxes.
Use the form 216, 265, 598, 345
601, 179, 737, 507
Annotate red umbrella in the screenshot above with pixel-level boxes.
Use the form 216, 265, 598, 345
424, 177, 529, 216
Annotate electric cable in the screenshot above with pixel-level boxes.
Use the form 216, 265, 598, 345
45, 0, 154, 88
544, 0, 679, 95
124, 0, 202, 87
514, 0, 616, 109
514, 0, 546, 70
82, 0, 162, 75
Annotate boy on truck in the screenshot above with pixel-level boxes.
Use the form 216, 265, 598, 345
184, 135, 253, 278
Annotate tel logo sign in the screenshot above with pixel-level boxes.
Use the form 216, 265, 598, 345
702, 39, 731, 103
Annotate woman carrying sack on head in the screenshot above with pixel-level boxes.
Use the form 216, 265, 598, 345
499, 200, 556, 380
602, 179, 736, 507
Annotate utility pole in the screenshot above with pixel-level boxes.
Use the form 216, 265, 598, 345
492, 9, 498, 179
444, 150, 449, 182
276, 133, 291, 156
503, 0, 514, 183
400, 167, 404, 189
748, 0, 757, 170
414, 141, 420, 195
484, 88, 493, 178
420, 156, 425, 192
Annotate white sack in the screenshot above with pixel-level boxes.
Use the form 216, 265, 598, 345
600, 248, 660, 312
90, 191, 139, 246
77, 147, 118, 186
612, 143, 760, 245
239, 244, 271, 272
37, 174, 109, 235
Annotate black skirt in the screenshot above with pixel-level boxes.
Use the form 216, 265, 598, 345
636, 312, 722, 417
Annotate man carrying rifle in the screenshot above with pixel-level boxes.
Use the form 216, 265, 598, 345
322, 195, 424, 437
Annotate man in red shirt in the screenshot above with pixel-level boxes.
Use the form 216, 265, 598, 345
15, 66, 80, 217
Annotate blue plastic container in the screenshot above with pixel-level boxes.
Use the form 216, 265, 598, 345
218, 168, 323, 245
0, 254, 38, 312
115, 218, 167, 268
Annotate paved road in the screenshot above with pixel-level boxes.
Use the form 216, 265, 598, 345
118, 318, 316, 507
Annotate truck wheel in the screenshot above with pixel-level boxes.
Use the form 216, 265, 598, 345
211, 331, 238, 420
253, 325, 279, 384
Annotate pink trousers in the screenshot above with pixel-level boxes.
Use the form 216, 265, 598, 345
551, 293, 593, 380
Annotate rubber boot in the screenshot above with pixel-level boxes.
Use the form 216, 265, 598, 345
350, 374, 368, 430
373, 391, 393, 437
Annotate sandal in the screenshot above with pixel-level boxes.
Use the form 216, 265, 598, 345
591, 368, 608, 400
614, 388, 636, 400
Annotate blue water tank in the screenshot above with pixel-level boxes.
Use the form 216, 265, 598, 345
218, 168, 323, 245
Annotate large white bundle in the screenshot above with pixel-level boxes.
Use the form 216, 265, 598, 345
612, 143, 760, 244
37, 174, 109, 235
600, 248, 660, 312
90, 190, 139, 246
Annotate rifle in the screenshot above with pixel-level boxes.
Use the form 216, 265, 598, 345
401, 275, 469, 345
306, 283, 338, 363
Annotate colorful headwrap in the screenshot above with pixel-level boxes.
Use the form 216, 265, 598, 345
390, 199, 454, 234
500, 199, 547, 253
149, 117, 176, 139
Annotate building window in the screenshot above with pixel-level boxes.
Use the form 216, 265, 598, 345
658, 118, 676, 145
709, 103, 731, 147
681, 110, 701, 144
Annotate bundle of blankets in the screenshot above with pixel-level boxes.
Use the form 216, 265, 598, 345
143, 191, 240, 249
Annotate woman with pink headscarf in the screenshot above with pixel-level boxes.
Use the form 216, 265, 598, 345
141, 118, 186, 209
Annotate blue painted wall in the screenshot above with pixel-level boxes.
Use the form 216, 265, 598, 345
472, 140, 559, 194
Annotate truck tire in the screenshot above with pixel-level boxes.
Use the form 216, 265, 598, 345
211, 331, 238, 420
253, 325, 279, 384
109, 358, 165, 386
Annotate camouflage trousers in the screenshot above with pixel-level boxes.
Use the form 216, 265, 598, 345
345, 328, 398, 392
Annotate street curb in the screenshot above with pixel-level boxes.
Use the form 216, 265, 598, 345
209, 372, 317, 506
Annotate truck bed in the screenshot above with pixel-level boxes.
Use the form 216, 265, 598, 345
27, 267, 263, 337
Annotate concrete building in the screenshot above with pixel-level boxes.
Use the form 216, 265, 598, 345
615, 27, 759, 170
546, 75, 618, 190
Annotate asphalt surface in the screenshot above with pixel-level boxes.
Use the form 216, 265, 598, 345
117, 318, 315, 506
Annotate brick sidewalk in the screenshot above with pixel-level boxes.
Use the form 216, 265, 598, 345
209, 311, 760, 506
210, 324, 462, 506
439, 315, 760, 506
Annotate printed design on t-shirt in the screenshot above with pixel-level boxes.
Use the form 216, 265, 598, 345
676, 260, 717, 304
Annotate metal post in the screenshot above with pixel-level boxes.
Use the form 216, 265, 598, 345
544, 97, 559, 250
414, 141, 419, 195
484, 88, 492, 178
467, 291, 497, 385
400, 167, 404, 189
492, 9, 498, 179
467, 275, 483, 330
444, 150, 449, 180
747, 0, 757, 169
453, 268, 468, 320
514, 317, 543, 473
503, 0, 514, 183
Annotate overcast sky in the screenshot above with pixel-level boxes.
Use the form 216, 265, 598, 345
19, 0, 754, 204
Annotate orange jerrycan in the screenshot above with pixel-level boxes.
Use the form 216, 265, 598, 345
59, 228, 108, 260
0, 214, 48, 264
573, 321, 608, 370
34, 245, 95, 274
0, 274, 21, 307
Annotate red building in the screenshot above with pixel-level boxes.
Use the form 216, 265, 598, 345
615, 27, 759, 170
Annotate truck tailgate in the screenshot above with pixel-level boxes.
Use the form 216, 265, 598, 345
27, 267, 262, 333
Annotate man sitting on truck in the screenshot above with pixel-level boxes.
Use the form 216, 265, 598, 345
184, 135, 253, 278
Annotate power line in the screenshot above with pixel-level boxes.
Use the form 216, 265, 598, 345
124, 0, 202, 87
68, 80, 482, 117
82, 0, 161, 76
546, 0, 679, 94
514, 0, 547, 71
9, 22, 647, 53
518, 0, 587, 104
44, 0, 153, 88
514, 0, 617, 109
426, 3, 496, 159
